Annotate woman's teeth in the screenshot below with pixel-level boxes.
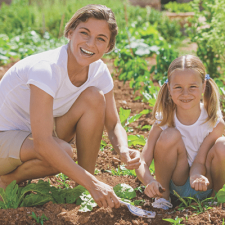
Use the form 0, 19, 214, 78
81, 48, 94, 55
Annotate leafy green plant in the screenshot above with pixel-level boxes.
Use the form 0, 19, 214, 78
106, 165, 136, 177
113, 183, 136, 200
164, 2, 192, 13
173, 190, 217, 214
0, 180, 86, 209
76, 190, 98, 212
55, 173, 69, 189
163, 216, 184, 225
29, 212, 49, 225
119, 107, 150, 132
186, 0, 225, 78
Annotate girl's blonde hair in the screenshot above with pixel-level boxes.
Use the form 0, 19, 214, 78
64, 4, 118, 53
153, 55, 220, 127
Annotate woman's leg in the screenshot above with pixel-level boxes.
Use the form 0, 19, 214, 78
205, 137, 225, 193
55, 87, 106, 175
154, 128, 189, 200
0, 136, 73, 189
0, 86, 106, 189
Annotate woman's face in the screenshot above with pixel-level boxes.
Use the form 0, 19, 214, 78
168, 69, 205, 112
67, 18, 111, 68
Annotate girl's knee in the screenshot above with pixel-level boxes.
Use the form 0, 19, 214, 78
213, 137, 225, 159
156, 128, 182, 148
80, 87, 106, 109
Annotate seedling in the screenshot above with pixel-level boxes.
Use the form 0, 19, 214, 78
163, 216, 184, 225
55, 173, 70, 189
29, 212, 49, 225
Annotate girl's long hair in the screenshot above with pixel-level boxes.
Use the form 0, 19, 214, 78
153, 55, 220, 127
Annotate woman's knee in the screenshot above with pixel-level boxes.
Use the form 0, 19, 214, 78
56, 139, 73, 159
156, 128, 182, 149
80, 87, 106, 110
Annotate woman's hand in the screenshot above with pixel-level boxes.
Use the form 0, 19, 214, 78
190, 174, 209, 192
144, 180, 165, 198
89, 179, 120, 208
119, 147, 141, 170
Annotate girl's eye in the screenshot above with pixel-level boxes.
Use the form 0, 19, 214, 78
190, 86, 197, 88
175, 86, 181, 89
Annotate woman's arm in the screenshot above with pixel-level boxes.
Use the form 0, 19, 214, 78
190, 119, 225, 191
136, 124, 165, 198
30, 85, 120, 208
104, 90, 140, 169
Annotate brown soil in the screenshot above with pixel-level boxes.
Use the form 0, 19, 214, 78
0, 58, 225, 225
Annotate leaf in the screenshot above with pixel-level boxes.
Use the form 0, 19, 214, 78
217, 184, 225, 203
128, 135, 146, 147
20, 193, 54, 207
119, 107, 131, 126
113, 184, 136, 200
78, 191, 97, 212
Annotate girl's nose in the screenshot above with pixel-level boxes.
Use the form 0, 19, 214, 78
182, 88, 189, 95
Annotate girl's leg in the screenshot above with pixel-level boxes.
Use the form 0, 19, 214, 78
154, 128, 189, 200
205, 137, 225, 193
0, 87, 105, 188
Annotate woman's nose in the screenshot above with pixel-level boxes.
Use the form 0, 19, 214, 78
86, 36, 95, 47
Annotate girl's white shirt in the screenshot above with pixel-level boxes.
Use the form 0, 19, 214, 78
0, 44, 113, 132
156, 103, 222, 166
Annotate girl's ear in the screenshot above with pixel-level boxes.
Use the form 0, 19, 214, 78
167, 83, 171, 94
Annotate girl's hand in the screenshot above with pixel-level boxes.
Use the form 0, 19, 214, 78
89, 179, 120, 209
190, 174, 209, 192
144, 180, 165, 198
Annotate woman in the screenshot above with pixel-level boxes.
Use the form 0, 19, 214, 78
0, 4, 140, 208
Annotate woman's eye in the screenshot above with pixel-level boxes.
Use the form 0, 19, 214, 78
81, 32, 88, 35
98, 37, 105, 42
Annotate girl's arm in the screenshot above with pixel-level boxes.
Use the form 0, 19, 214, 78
190, 119, 225, 191
136, 124, 164, 198
104, 90, 140, 170
30, 85, 120, 208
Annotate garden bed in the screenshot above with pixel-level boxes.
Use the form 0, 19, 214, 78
0, 61, 225, 225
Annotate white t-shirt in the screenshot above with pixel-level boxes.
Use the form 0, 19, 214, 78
0, 44, 113, 132
157, 104, 222, 166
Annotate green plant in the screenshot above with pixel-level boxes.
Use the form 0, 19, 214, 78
29, 212, 49, 225
106, 165, 136, 177
113, 183, 136, 200
0, 180, 86, 209
55, 173, 70, 189
186, 0, 225, 78
163, 216, 184, 225
164, 2, 192, 13
173, 190, 217, 214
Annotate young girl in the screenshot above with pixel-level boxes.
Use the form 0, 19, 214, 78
135, 55, 225, 210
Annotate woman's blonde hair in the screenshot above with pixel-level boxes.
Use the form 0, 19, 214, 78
64, 4, 118, 53
153, 55, 220, 127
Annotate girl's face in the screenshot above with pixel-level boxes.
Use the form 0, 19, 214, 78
67, 18, 111, 68
168, 69, 205, 111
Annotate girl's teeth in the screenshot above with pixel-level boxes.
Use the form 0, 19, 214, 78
81, 48, 94, 55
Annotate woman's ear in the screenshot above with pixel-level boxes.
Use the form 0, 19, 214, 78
67, 30, 73, 40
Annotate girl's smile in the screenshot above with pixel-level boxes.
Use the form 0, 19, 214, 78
168, 69, 205, 122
